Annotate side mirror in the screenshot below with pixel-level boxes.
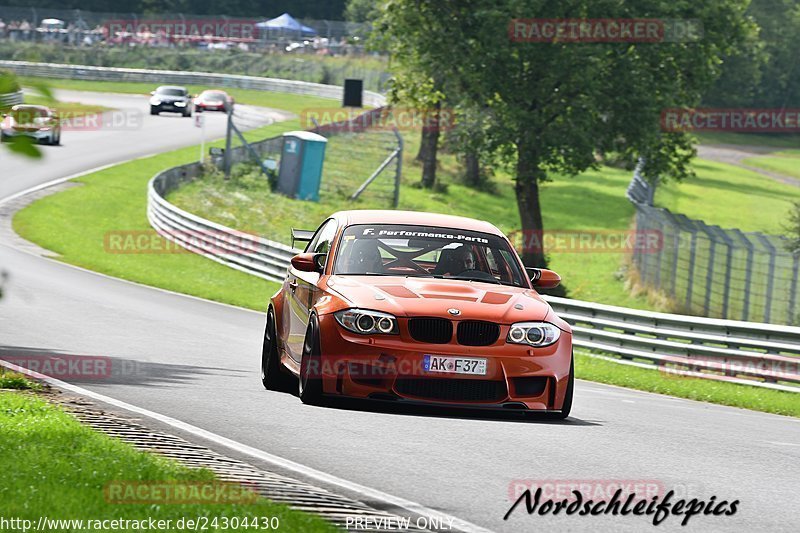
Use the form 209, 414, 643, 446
527, 268, 561, 289
150, 90, 155, 95
291, 253, 325, 273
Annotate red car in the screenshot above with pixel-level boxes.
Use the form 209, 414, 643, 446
261, 210, 574, 418
193, 90, 234, 112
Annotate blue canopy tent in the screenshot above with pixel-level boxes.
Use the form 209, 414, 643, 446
255, 13, 317, 40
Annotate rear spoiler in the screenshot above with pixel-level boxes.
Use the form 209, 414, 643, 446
291, 228, 315, 249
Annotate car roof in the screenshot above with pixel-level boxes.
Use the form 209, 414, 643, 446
155, 85, 187, 91
331, 210, 504, 236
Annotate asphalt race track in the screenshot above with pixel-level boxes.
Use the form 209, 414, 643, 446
1, 91, 799, 533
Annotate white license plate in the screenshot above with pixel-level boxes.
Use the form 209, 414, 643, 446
423, 355, 487, 375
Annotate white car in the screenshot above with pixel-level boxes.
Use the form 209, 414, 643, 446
1, 105, 61, 145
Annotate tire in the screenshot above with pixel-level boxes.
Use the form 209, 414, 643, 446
52, 130, 60, 146
548, 354, 574, 420
261, 308, 294, 392
298, 315, 324, 405
150, 107, 159, 116
183, 108, 192, 117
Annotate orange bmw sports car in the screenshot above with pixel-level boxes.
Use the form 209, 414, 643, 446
261, 210, 574, 418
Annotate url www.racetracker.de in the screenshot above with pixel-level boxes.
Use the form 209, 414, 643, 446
0, 516, 281, 531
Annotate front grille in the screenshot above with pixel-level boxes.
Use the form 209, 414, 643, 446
457, 321, 500, 346
395, 378, 507, 402
408, 318, 452, 344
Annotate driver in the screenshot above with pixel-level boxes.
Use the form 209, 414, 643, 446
442, 245, 476, 276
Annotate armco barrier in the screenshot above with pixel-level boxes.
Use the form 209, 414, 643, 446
0, 61, 387, 107
0, 89, 23, 108
147, 162, 297, 281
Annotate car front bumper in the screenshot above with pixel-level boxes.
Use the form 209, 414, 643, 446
2, 128, 52, 140
313, 314, 573, 411
152, 103, 189, 112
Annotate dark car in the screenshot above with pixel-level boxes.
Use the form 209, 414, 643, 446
1, 105, 61, 145
149, 86, 193, 117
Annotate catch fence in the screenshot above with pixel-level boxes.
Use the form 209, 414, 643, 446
628, 171, 799, 325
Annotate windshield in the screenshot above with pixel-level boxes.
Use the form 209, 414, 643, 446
156, 88, 186, 96
9, 108, 48, 121
202, 91, 225, 99
333, 224, 527, 287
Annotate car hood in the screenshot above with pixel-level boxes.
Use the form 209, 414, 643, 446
326, 275, 552, 324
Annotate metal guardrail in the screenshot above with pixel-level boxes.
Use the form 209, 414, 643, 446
147, 162, 297, 282
0, 89, 23, 108
0, 61, 387, 107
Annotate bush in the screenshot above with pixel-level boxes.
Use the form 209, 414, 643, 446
0, 68, 21, 94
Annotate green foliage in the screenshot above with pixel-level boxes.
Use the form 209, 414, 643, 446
0, 69, 20, 94
0, 368, 39, 390
382, 0, 750, 182
345, 0, 384, 23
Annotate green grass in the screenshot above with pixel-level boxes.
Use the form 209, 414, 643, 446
696, 131, 800, 148
0, 368, 40, 390
0, 391, 334, 531
655, 159, 798, 234
575, 351, 799, 418
744, 149, 800, 180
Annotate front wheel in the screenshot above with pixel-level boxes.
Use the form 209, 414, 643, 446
150, 107, 159, 116
549, 354, 574, 420
261, 308, 294, 392
298, 316, 324, 405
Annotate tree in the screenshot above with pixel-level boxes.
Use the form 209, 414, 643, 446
379, 0, 751, 267
345, 0, 383, 23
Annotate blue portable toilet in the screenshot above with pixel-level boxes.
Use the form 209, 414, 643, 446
277, 131, 328, 201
